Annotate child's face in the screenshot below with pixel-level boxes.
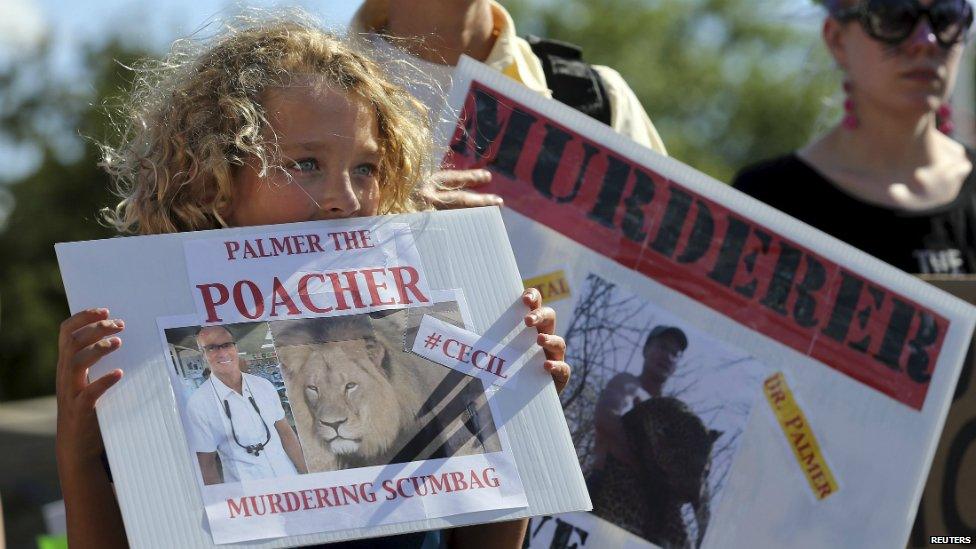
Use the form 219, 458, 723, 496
229, 82, 383, 227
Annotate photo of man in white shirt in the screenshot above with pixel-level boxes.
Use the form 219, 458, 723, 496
185, 325, 308, 485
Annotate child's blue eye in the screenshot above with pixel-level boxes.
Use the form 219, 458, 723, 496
291, 158, 319, 172
352, 163, 377, 177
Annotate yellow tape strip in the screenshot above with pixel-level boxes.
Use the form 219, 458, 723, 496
764, 372, 839, 500
523, 270, 571, 304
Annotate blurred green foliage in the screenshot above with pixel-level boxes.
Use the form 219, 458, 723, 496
506, 0, 839, 182
0, 42, 146, 401
0, 1, 839, 401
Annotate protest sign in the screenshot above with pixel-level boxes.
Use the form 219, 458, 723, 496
438, 57, 976, 548
55, 208, 589, 547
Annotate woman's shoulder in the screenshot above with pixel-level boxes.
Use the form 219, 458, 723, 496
732, 152, 845, 218
732, 153, 813, 194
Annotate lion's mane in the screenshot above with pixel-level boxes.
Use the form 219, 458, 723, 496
273, 306, 497, 472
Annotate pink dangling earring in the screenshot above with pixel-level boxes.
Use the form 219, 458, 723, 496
937, 103, 954, 135
842, 80, 859, 130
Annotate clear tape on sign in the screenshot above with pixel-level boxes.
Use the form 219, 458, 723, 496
411, 314, 526, 389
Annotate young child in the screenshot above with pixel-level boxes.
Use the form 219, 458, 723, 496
55, 16, 570, 549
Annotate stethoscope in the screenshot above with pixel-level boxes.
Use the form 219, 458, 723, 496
210, 377, 271, 457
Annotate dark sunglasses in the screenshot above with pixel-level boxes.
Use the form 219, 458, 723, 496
834, 0, 974, 48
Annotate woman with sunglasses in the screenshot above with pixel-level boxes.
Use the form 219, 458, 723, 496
733, 0, 976, 275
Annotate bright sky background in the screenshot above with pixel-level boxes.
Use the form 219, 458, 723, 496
0, 0, 364, 182
1, 0, 362, 52
0, 0, 364, 81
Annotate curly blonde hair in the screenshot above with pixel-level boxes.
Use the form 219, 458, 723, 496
101, 13, 435, 234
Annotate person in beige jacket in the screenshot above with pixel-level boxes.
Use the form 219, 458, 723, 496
351, 0, 667, 208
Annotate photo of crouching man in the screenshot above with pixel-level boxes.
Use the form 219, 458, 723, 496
588, 326, 718, 547
552, 274, 768, 549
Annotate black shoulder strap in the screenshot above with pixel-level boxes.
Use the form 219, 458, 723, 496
525, 35, 612, 126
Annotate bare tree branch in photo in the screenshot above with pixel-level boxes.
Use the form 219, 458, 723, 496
561, 274, 661, 473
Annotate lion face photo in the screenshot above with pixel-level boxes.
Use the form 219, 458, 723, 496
272, 306, 503, 474
280, 339, 402, 461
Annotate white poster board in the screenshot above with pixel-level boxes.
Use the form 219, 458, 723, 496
55, 208, 590, 547
439, 57, 976, 549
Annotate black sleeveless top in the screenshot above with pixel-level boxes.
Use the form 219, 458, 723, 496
732, 152, 976, 274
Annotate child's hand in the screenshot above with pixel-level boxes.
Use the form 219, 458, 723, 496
56, 308, 125, 469
424, 169, 504, 209
522, 288, 571, 393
